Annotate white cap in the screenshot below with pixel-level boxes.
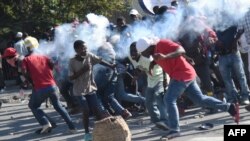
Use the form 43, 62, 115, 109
129, 9, 139, 15
136, 37, 159, 53
16, 32, 23, 38
136, 37, 153, 53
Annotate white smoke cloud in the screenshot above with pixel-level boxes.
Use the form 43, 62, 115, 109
190, 0, 250, 30
36, 0, 250, 63
37, 13, 110, 59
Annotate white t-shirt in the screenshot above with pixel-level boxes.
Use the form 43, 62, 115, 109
129, 55, 169, 88
14, 40, 28, 56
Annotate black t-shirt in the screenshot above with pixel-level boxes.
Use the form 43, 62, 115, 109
216, 25, 238, 54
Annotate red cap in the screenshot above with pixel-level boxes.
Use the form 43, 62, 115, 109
2, 48, 17, 58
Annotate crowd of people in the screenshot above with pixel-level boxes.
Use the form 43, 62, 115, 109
1, 0, 250, 140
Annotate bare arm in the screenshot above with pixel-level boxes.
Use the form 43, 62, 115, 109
148, 61, 156, 76
99, 59, 116, 69
153, 46, 185, 61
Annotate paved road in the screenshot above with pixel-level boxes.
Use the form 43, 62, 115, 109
0, 87, 250, 141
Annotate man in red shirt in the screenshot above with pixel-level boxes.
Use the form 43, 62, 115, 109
18, 40, 76, 134
135, 37, 238, 140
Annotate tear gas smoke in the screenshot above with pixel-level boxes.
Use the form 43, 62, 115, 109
36, 0, 250, 65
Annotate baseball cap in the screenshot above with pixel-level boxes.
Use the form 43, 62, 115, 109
129, 9, 139, 15
136, 37, 155, 53
2, 48, 17, 58
16, 32, 23, 38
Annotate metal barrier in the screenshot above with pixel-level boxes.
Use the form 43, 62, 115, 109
2, 59, 18, 81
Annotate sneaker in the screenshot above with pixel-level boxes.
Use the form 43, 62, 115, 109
245, 104, 250, 111
84, 133, 93, 141
35, 123, 52, 134
35, 128, 53, 134
155, 121, 169, 130
121, 109, 132, 120
41, 123, 52, 133
35, 122, 57, 134
51, 122, 57, 129
161, 130, 181, 140
241, 99, 250, 105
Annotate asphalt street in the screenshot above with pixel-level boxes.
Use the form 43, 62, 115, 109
0, 86, 250, 141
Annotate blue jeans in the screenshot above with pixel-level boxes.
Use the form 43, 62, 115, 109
75, 92, 108, 133
165, 79, 229, 131
28, 85, 75, 129
75, 92, 107, 117
145, 82, 168, 124
115, 73, 145, 105
95, 69, 124, 115
219, 51, 250, 102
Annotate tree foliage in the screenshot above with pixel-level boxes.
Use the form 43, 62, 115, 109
0, 0, 129, 39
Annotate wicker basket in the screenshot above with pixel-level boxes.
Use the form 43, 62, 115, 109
93, 116, 131, 141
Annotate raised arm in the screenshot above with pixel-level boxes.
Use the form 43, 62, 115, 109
153, 46, 185, 61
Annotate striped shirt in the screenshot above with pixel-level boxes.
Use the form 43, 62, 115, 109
239, 10, 250, 44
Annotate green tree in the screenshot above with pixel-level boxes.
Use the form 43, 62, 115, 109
0, 0, 129, 41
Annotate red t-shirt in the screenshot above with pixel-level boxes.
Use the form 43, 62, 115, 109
154, 39, 196, 82
22, 54, 56, 90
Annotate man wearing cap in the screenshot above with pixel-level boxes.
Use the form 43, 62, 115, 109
134, 37, 238, 139
2, 47, 27, 88
129, 42, 169, 130
3, 48, 76, 134
21, 49, 77, 134
129, 9, 141, 23
14, 32, 28, 56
